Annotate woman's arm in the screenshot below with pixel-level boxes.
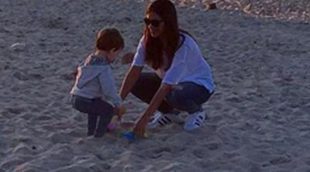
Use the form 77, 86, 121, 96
133, 83, 173, 136
119, 65, 143, 100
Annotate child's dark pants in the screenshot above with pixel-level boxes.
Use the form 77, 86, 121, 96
71, 95, 114, 137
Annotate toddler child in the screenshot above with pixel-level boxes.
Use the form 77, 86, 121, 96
70, 28, 125, 138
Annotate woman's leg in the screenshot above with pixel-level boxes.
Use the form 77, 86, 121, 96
131, 72, 174, 114
166, 82, 213, 114
166, 82, 213, 130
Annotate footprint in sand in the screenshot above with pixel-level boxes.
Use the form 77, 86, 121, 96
12, 71, 44, 81
9, 42, 26, 52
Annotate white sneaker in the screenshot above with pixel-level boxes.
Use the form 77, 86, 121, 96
147, 111, 182, 129
184, 111, 206, 131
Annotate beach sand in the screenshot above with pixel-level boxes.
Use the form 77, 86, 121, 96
0, 0, 310, 171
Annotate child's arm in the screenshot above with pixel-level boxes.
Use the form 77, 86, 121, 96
114, 104, 126, 119
108, 104, 126, 131
98, 66, 122, 107
121, 52, 135, 64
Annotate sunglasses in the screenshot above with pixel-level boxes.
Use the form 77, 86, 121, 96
144, 18, 163, 27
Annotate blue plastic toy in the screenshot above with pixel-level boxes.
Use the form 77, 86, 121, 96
121, 131, 136, 141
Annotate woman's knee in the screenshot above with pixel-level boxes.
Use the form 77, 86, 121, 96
166, 91, 195, 109
166, 86, 205, 112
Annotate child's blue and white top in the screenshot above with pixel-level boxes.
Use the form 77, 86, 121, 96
70, 54, 121, 107
132, 33, 215, 93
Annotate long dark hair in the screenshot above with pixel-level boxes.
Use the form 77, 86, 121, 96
144, 0, 180, 70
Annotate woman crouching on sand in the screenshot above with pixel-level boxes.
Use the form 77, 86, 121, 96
120, 0, 215, 137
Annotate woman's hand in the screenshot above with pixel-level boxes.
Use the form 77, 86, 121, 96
133, 114, 149, 137
133, 84, 172, 137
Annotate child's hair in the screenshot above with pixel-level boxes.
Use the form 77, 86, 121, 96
96, 28, 124, 51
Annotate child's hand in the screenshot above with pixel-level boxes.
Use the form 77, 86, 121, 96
108, 105, 126, 131
115, 104, 126, 119
121, 52, 135, 64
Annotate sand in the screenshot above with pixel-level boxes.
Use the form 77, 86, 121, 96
172, 0, 310, 23
0, 0, 310, 171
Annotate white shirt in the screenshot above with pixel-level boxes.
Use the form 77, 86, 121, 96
132, 33, 215, 92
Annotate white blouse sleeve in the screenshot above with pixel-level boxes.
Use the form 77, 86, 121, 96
131, 37, 145, 67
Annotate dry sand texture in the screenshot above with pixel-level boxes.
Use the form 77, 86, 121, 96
172, 0, 310, 23
0, 0, 309, 171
